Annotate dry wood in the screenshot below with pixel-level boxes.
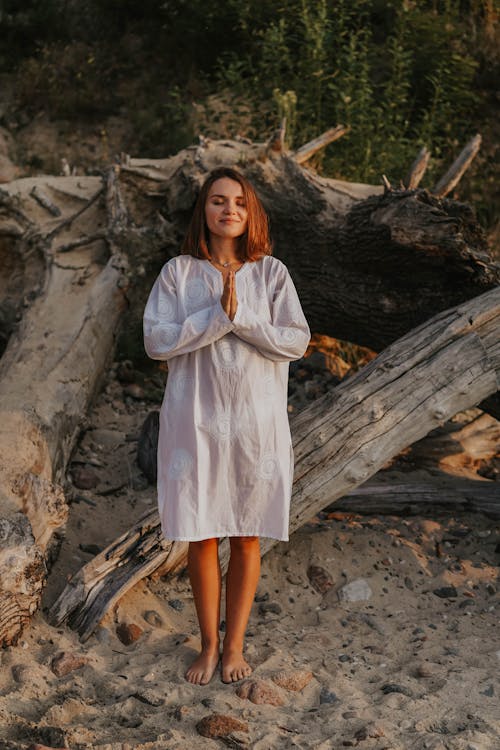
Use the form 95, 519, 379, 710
0, 170, 129, 647
292, 125, 348, 164
48, 285, 500, 641
433, 134, 482, 197
30, 185, 62, 216
334, 480, 500, 517
404, 146, 430, 189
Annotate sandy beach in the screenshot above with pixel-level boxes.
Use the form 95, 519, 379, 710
0, 354, 498, 750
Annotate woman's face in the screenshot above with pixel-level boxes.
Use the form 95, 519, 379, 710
205, 177, 248, 242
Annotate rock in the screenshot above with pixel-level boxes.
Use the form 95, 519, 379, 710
258, 601, 282, 615
307, 565, 333, 594
144, 610, 164, 627
381, 683, 413, 697
338, 578, 373, 602
132, 688, 165, 706
414, 663, 436, 678
28, 745, 66, 750
196, 713, 249, 738
168, 599, 184, 612
319, 687, 339, 704
254, 591, 269, 602
11, 663, 30, 683
116, 622, 144, 645
271, 669, 313, 691
70, 465, 99, 489
286, 573, 304, 585
123, 383, 145, 400
480, 684, 494, 696
236, 678, 286, 706
433, 586, 458, 598
50, 651, 88, 677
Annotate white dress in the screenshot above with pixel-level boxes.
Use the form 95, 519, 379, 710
143, 253, 311, 542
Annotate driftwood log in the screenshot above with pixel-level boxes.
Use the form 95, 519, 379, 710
48, 285, 500, 641
0, 130, 498, 646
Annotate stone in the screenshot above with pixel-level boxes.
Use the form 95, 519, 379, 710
196, 713, 249, 738
11, 663, 30, 683
70, 465, 99, 489
258, 601, 282, 615
271, 669, 313, 691
338, 578, 373, 602
132, 688, 165, 706
50, 651, 88, 677
116, 622, 144, 645
236, 678, 286, 706
381, 683, 413, 697
319, 687, 339, 704
144, 610, 164, 627
433, 586, 458, 598
307, 565, 333, 594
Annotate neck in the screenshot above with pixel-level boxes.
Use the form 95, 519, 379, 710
208, 235, 240, 264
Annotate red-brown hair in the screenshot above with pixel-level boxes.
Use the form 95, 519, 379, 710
180, 166, 273, 261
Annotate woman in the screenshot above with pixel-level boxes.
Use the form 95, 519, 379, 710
143, 166, 311, 685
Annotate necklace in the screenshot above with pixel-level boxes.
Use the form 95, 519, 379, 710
209, 256, 243, 270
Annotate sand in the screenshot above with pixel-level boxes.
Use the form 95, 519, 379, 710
0, 356, 498, 750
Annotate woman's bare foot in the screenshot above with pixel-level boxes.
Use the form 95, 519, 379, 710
185, 646, 220, 685
221, 645, 253, 683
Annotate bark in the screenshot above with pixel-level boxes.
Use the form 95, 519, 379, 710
48, 285, 500, 641
0, 171, 129, 646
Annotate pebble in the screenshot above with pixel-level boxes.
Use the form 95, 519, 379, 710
123, 383, 145, 400
433, 586, 458, 598
338, 578, 372, 602
258, 601, 282, 615
131, 688, 165, 706
271, 669, 313, 691
381, 683, 413, 697
70, 465, 99, 489
168, 599, 184, 612
236, 678, 286, 706
415, 663, 436, 678
286, 573, 305, 585
307, 565, 333, 594
480, 684, 494, 696
116, 622, 144, 645
319, 687, 339, 704
143, 610, 164, 627
196, 713, 249, 738
11, 664, 30, 683
51, 651, 88, 677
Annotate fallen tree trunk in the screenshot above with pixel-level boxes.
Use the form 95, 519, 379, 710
0, 171, 130, 647
333, 480, 500, 517
48, 285, 500, 641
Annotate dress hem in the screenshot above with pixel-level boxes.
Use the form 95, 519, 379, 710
161, 530, 289, 542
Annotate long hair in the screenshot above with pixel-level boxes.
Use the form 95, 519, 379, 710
180, 166, 273, 261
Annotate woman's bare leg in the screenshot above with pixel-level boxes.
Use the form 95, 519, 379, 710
185, 537, 221, 685
221, 536, 261, 683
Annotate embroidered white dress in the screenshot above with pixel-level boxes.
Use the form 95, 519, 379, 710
143, 253, 311, 542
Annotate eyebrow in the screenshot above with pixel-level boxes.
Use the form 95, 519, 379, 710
209, 193, 245, 199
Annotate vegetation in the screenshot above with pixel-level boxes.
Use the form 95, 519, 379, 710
0, 0, 498, 234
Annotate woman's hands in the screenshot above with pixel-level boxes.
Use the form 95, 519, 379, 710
221, 270, 238, 321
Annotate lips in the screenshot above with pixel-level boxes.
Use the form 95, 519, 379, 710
221, 219, 238, 223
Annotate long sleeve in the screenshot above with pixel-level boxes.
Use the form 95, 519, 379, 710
232, 261, 311, 362
143, 260, 235, 361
